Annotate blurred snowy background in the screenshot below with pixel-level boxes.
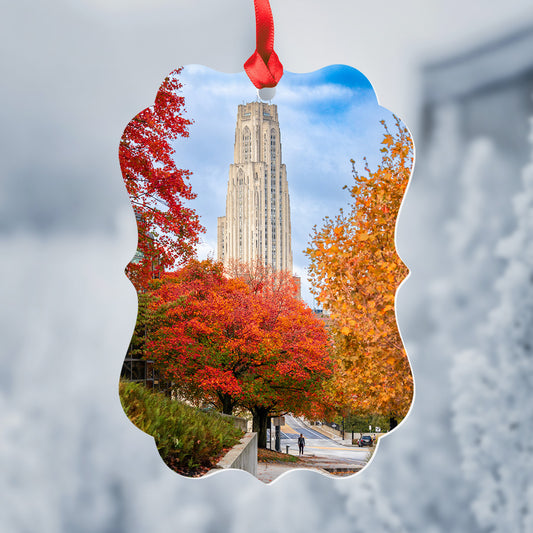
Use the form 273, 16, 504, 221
1, 1, 533, 531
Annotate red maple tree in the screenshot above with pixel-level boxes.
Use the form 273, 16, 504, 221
119, 68, 204, 290
145, 259, 333, 447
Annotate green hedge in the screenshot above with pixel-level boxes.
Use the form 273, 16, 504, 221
119, 381, 244, 472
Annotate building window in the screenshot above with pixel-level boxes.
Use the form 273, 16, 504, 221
270, 130, 276, 162
243, 126, 251, 162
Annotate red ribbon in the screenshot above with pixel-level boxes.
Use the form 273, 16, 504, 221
244, 0, 283, 88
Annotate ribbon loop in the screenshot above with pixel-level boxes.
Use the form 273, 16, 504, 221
244, 0, 283, 89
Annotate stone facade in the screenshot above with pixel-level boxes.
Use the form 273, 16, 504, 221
218, 101, 292, 272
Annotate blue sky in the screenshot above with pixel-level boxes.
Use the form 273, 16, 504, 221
172, 64, 397, 306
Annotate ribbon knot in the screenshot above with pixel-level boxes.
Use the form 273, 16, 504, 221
244, 0, 284, 89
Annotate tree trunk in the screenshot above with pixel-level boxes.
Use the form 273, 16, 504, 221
389, 416, 398, 430
252, 406, 269, 448
219, 394, 234, 415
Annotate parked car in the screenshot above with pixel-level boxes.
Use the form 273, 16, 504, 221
358, 435, 373, 447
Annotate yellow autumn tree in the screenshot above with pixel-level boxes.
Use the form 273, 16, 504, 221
305, 117, 414, 426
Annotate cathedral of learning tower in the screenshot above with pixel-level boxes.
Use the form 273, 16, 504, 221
217, 101, 293, 272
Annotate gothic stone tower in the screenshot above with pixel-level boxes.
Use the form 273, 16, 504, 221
217, 101, 293, 272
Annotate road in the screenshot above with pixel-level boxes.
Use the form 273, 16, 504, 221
274, 414, 369, 465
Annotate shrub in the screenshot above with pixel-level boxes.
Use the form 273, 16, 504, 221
119, 380, 244, 474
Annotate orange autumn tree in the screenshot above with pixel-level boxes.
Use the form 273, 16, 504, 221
119, 68, 204, 291
305, 117, 414, 427
145, 258, 333, 448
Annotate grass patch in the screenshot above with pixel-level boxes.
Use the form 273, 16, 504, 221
119, 380, 244, 476
258, 448, 301, 464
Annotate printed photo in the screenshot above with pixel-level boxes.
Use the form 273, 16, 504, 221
118, 64, 414, 482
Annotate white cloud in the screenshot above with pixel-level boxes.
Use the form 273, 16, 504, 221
275, 82, 362, 106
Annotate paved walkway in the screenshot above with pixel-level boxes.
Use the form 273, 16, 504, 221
256, 462, 322, 483
256, 453, 364, 483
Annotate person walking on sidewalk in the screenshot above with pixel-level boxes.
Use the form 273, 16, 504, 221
298, 433, 305, 456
